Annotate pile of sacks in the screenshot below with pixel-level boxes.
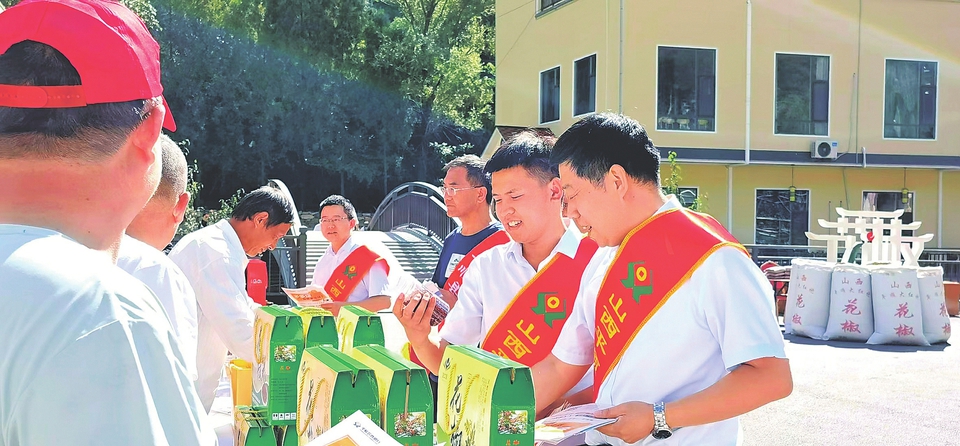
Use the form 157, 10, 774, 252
784, 259, 952, 346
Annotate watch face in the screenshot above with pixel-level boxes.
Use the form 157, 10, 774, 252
653, 429, 673, 440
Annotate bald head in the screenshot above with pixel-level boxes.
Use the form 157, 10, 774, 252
126, 133, 192, 250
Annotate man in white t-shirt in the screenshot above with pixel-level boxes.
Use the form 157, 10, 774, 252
118, 133, 199, 380
533, 113, 792, 445
310, 195, 393, 315
0, 1, 212, 444
170, 186, 294, 411
394, 132, 598, 414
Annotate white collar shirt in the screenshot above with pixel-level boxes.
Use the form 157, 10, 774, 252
309, 235, 391, 302
552, 197, 787, 446
439, 222, 585, 347
117, 234, 199, 381
169, 219, 258, 412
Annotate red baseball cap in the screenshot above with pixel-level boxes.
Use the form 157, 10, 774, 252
0, 0, 176, 131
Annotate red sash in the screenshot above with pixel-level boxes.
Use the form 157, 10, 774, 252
593, 208, 746, 399
324, 245, 389, 302
481, 237, 599, 367
443, 229, 511, 296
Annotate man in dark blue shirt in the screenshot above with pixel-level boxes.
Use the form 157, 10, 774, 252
431, 155, 505, 307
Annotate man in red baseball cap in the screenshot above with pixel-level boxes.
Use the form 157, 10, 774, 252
0, 1, 213, 444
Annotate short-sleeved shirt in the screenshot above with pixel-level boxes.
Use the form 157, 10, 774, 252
0, 225, 213, 446
117, 235, 199, 381
431, 222, 503, 288
552, 198, 787, 446
309, 235, 391, 302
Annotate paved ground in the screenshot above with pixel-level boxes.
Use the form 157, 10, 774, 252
741, 317, 959, 446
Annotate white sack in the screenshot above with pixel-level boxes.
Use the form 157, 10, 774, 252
823, 264, 874, 342
783, 259, 833, 339
917, 267, 951, 344
866, 266, 929, 346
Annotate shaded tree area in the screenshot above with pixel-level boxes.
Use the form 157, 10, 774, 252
0, 0, 494, 213
153, 0, 495, 211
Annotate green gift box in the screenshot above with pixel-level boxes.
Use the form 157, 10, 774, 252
234, 406, 275, 446
253, 306, 304, 425
352, 345, 434, 445
437, 345, 535, 446
336, 305, 384, 356
296, 345, 381, 445
292, 307, 339, 349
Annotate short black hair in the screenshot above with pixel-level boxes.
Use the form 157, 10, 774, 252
484, 131, 558, 184
231, 186, 295, 227
551, 113, 660, 187
444, 154, 492, 204
0, 41, 152, 160
319, 195, 357, 221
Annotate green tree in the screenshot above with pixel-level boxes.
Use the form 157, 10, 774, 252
662, 151, 706, 212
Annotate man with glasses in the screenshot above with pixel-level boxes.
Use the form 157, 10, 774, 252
310, 195, 392, 315
431, 155, 506, 308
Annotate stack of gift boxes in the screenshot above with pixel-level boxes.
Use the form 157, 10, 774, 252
234, 304, 536, 446
784, 259, 952, 346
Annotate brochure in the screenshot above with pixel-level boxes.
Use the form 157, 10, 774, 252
534, 403, 616, 445
305, 410, 402, 446
282, 286, 333, 307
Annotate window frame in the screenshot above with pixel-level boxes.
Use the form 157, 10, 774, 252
655, 45, 719, 134
772, 52, 832, 138
539, 65, 561, 125
753, 187, 812, 245
572, 53, 598, 118
882, 58, 939, 141
538, 0, 570, 14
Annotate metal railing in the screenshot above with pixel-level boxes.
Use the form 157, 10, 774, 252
744, 244, 960, 281
367, 182, 457, 240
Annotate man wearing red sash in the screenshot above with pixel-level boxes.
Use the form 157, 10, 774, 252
310, 194, 392, 315
532, 114, 792, 445
431, 155, 506, 308
394, 132, 598, 404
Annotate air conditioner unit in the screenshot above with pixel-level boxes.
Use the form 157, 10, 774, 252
811, 140, 839, 159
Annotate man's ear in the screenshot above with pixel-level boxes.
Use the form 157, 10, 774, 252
173, 191, 191, 224
348, 218, 358, 231
126, 101, 165, 163
548, 177, 563, 201
608, 164, 630, 199
254, 211, 270, 228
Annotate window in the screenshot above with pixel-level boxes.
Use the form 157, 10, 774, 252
755, 189, 809, 245
657, 47, 716, 131
884, 60, 937, 139
540, 0, 564, 11
574, 55, 596, 116
862, 191, 915, 236
775, 54, 829, 136
540, 67, 560, 124
662, 186, 699, 209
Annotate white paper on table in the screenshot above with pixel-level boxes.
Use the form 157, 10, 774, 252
305, 411, 401, 446
282, 285, 333, 307
534, 403, 616, 445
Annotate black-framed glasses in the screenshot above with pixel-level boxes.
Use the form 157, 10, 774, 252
441, 185, 483, 196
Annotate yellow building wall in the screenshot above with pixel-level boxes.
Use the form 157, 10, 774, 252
660, 163, 729, 226
622, 0, 747, 151
942, 171, 960, 247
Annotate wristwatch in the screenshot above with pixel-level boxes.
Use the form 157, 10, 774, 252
651, 402, 673, 439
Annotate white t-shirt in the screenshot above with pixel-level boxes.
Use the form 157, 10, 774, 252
118, 235, 199, 380
169, 219, 258, 412
309, 235, 391, 302
0, 225, 214, 445
440, 223, 594, 393
552, 198, 787, 446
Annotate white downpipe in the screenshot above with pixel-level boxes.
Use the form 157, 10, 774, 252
728, 165, 734, 230
744, 0, 752, 164
938, 170, 943, 248
618, 0, 624, 113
